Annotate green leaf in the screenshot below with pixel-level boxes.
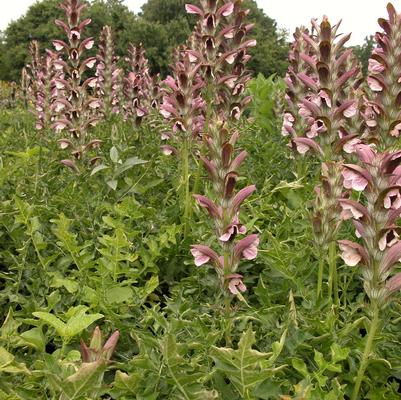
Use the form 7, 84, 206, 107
0, 347, 29, 374
210, 325, 285, 399
65, 308, 103, 338
110, 146, 119, 163
292, 358, 309, 377
107, 179, 118, 190
90, 163, 109, 176
106, 286, 133, 304
32, 311, 67, 338
162, 334, 218, 400
19, 327, 46, 352
330, 343, 350, 364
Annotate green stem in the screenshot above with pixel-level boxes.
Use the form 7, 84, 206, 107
316, 251, 324, 300
224, 295, 232, 347
181, 138, 191, 240
327, 241, 339, 305
296, 156, 305, 180
351, 304, 380, 400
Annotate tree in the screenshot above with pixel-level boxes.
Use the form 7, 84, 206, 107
0, 0, 136, 81
243, 0, 289, 77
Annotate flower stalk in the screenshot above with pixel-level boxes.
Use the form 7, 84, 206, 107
283, 17, 362, 303
52, 0, 102, 172
186, 0, 259, 305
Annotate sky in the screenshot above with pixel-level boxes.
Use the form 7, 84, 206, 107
0, 0, 393, 45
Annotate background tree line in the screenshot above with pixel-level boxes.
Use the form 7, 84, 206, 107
0, 0, 290, 82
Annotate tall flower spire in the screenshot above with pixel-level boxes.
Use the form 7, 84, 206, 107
184, 0, 259, 302
96, 25, 122, 119
52, 0, 101, 172
338, 144, 401, 399
363, 3, 401, 149
283, 16, 362, 301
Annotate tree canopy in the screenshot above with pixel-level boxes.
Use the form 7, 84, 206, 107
0, 0, 289, 81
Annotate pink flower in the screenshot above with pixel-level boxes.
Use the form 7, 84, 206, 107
227, 274, 246, 295
343, 101, 357, 118
185, 4, 203, 15
338, 240, 364, 266
190, 245, 220, 267
219, 216, 247, 241
379, 229, 400, 251
386, 272, 401, 293
384, 188, 401, 209
318, 90, 331, 108
307, 119, 327, 138
368, 58, 385, 74
390, 122, 401, 137
367, 76, 383, 92
343, 137, 362, 154
234, 234, 259, 260
339, 201, 364, 220
342, 169, 368, 191
194, 195, 222, 219
281, 112, 295, 136
298, 102, 312, 118
160, 145, 178, 156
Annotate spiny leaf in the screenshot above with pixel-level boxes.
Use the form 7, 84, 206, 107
210, 325, 285, 399
162, 334, 218, 400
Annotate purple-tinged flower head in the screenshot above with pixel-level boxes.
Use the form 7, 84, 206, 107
284, 17, 363, 260
283, 27, 316, 140
160, 50, 205, 154
338, 144, 401, 305
96, 26, 122, 118
186, 1, 259, 296
26, 41, 42, 103
186, 0, 255, 121
123, 43, 155, 125
288, 17, 361, 157
33, 50, 64, 131
191, 132, 259, 295
79, 326, 120, 363
26, 41, 65, 131
363, 3, 401, 149
52, 0, 101, 171
312, 161, 347, 248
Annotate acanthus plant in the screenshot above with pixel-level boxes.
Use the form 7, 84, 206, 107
34, 50, 63, 132
337, 144, 401, 400
160, 50, 206, 238
181, 0, 258, 323
363, 3, 401, 150
26, 40, 42, 104
20, 67, 31, 109
283, 16, 363, 303
96, 25, 122, 119
123, 43, 154, 125
52, 0, 102, 172
283, 26, 314, 174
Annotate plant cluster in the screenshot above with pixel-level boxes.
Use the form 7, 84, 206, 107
1, 1, 401, 400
